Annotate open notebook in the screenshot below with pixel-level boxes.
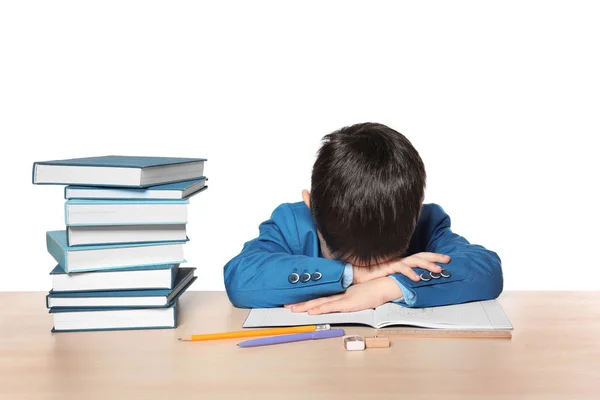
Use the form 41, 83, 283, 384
243, 300, 513, 330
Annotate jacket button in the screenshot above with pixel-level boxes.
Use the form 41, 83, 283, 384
300, 272, 311, 283
311, 271, 322, 281
288, 273, 300, 284
441, 269, 451, 278
420, 272, 431, 282
430, 272, 441, 279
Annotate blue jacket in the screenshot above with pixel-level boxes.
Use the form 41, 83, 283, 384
223, 202, 503, 308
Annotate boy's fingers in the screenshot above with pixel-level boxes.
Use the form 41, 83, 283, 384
290, 294, 343, 312
307, 298, 350, 315
383, 262, 400, 277
397, 264, 421, 281
414, 259, 443, 273
415, 252, 450, 263
385, 261, 422, 281
380, 262, 420, 280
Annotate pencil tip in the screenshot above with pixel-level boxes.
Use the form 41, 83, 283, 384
177, 338, 181, 341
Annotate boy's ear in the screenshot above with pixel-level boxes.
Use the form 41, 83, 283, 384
302, 189, 311, 209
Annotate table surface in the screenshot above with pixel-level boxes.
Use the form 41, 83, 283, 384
1, 291, 599, 400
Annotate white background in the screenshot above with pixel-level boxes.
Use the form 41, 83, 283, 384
1, 1, 599, 291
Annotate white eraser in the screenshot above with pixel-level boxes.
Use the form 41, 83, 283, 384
343, 335, 365, 351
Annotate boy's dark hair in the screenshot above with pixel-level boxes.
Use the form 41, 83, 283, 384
310, 122, 426, 265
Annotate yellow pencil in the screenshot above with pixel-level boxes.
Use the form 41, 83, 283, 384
178, 324, 330, 342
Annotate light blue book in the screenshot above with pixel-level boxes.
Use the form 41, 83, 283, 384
65, 178, 208, 200
46, 267, 196, 308
64, 199, 189, 226
66, 224, 189, 247
46, 230, 187, 273
50, 263, 180, 292
32, 155, 206, 187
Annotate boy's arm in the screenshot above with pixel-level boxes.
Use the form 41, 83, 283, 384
390, 204, 504, 308
223, 204, 349, 308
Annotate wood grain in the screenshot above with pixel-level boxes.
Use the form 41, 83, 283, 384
1, 291, 599, 400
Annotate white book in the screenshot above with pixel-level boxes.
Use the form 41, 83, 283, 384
243, 300, 513, 331
50, 264, 179, 292
64, 199, 188, 226
67, 224, 188, 246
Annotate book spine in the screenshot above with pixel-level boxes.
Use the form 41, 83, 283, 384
66, 226, 71, 247
170, 264, 178, 288
173, 300, 179, 328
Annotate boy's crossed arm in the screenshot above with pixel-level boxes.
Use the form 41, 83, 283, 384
289, 204, 504, 314
286, 252, 450, 315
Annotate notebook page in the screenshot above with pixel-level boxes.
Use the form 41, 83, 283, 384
242, 307, 376, 328
374, 300, 513, 330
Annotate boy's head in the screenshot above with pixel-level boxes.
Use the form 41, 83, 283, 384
302, 122, 426, 267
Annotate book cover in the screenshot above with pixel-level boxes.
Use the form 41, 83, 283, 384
32, 155, 207, 187
65, 178, 208, 200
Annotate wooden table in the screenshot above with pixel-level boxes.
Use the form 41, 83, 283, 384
1, 291, 599, 400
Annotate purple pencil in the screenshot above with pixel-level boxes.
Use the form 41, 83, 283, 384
237, 328, 345, 348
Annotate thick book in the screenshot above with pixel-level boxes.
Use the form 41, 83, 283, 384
50, 263, 180, 292
65, 178, 208, 200
66, 224, 188, 247
32, 155, 206, 187
46, 267, 196, 308
46, 230, 186, 273
243, 300, 513, 331
64, 199, 188, 226
49, 300, 183, 332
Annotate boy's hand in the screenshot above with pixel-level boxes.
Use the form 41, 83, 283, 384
285, 277, 403, 315
352, 252, 450, 284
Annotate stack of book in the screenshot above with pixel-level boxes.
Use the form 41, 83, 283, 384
32, 155, 207, 332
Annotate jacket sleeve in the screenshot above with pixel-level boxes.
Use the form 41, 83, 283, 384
223, 204, 347, 308
390, 204, 504, 307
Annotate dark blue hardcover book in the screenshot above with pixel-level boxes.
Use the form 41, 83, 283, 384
50, 263, 180, 292
65, 178, 208, 200
50, 301, 181, 333
47, 267, 196, 308
32, 155, 206, 187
